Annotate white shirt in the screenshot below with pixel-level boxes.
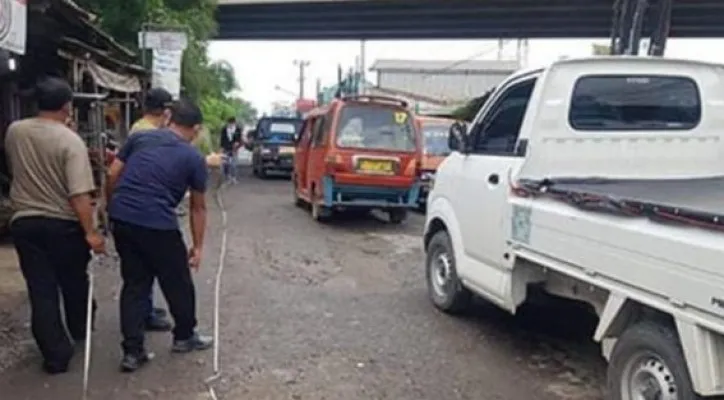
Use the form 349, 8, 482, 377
226, 124, 236, 141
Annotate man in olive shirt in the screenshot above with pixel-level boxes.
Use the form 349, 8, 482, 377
128, 87, 174, 332
130, 88, 172, 135
5, 77, 105, 374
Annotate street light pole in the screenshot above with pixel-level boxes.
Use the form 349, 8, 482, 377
293, 60, 310, 100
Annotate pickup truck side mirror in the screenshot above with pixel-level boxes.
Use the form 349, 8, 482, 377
448, 121, 468, 152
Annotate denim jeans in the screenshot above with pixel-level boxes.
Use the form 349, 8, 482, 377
222, 151, 236, 181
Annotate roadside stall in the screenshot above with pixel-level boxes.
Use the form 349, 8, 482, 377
0, 0, 147, 232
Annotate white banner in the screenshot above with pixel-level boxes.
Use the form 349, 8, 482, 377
139, 31, 188, 51
0, 0, 27, 55
152, 49, 183, 99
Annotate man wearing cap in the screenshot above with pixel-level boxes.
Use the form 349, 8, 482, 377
130, 88, 173, 135
126, 87, 174, 332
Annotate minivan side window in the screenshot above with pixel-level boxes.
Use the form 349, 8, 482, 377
470, 78, 537, 155
310, 116, 327, 147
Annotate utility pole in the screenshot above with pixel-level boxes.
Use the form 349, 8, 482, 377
359, 40, 366, 94
293, 60, 310, 100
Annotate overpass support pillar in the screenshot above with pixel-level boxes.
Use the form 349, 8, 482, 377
610, 0, 672, 56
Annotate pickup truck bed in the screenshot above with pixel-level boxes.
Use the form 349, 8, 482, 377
519, 176, 724, 229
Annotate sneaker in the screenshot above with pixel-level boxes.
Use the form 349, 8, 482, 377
171, 333, 213, 353
42, 360, 69, 375
120, 351, 154, 373
145, 315, 172, 332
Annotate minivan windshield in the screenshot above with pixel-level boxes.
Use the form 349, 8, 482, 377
336, 105, 416, 152
422, 123, 452, 156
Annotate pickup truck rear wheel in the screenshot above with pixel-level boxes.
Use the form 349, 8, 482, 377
607, 321, 700, 400
426, 231, 471, 314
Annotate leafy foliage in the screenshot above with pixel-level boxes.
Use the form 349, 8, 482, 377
75, 0, 258, 153
451, 88, 494, 122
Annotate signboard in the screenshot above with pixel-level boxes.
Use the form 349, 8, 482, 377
138, 30, 188, 51
152, 49, 183, 99
0, 0, 27, 55
295, 98, 316, 114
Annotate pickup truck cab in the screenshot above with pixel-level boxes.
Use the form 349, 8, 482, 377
425, 56, 724, 400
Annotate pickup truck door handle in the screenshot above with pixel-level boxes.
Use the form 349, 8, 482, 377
488, 174, 500, 185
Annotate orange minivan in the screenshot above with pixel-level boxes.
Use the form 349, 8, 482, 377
416, 116, 456, 207
292, 95, 423, 223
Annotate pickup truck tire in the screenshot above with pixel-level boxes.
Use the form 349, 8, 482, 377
607, 321, 700, 400
426, 231, 471, 314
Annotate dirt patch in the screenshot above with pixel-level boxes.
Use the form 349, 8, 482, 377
0, 241, 33, 374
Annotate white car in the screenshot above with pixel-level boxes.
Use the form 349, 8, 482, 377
425, 56, 724, 400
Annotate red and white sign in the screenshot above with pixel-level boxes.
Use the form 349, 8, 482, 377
295, 98, 316, 114
0, 0, 26, 55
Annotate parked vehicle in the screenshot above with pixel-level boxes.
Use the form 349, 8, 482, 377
424, 56, 724, 400
249, 116, 302, 178
415, 116, 456, 208
293, 95, 423, 223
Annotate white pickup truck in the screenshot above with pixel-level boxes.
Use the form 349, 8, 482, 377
424, 56, 724, 400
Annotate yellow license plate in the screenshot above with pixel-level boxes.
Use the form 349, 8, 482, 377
279, 147, 295, 154
358, 160, 394, 174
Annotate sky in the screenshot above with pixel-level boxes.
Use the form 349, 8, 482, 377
208, 39, 724, 114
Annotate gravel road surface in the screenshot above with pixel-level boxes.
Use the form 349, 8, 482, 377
0, 173, 606, 400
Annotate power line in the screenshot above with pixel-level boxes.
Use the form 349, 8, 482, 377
421, 40, 512, 80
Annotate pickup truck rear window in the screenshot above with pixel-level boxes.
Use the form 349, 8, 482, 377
569, 75, 700, 131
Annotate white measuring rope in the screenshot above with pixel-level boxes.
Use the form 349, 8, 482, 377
205, 174, 228, 400
82, 253, 99, 400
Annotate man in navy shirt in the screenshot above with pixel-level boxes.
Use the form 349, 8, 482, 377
107, 99, 212, 372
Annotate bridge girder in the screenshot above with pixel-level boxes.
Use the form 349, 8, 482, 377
215, 0, 724, 40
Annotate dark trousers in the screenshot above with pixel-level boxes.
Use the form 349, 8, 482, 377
10, 216, 93, 368
111, 220, 197, 355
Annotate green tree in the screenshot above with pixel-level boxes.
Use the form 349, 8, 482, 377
451, 88, 495, 122
75, 0, 257, 153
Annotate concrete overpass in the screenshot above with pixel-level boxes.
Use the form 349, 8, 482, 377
215, 0, 724, 40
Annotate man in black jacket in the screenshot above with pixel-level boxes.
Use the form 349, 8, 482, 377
219, 117, 242, 183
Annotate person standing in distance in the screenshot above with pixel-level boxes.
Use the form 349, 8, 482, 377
106, 98, 212, 372
219, 116, 242, 183
5, 77, 105, 374
127, 87, 174, 332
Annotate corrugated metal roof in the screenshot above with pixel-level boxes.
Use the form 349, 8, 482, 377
369, 59, 520, 73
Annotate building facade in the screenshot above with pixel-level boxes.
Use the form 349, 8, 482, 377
369, 59, 519, 104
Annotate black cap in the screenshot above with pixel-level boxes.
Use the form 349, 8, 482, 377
144, 88, 173, 112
